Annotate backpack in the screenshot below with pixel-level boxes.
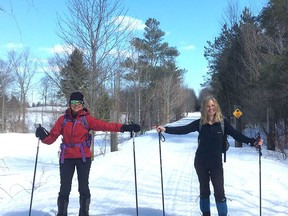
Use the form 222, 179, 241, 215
199, 119, 230, 162
62, 114, 89, 132
60, 114, 92, 163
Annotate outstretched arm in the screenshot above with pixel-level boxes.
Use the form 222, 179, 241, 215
155, 119, 199, 135
225, 119, 263, 146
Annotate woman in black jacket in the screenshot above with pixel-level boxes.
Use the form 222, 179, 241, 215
156, 96, 262, 216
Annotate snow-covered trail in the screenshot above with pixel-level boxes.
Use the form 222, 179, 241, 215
1, 117, 288, 215
87, 131, 199, 216
1, 129, 200, 216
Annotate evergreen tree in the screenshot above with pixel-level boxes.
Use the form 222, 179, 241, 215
204, 8, 264, 121
258, 0, 288, 152
59, 48, 90, 101
122, 18, 187, 128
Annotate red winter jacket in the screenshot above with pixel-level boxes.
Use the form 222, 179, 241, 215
41, 108, 123, 160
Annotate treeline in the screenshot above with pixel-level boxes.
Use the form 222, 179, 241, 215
0, 0, 287, 157
204, 0, 288, 156
0, 0, 198, 133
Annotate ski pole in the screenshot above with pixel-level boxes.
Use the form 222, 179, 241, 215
131, 130, 139, 216
29, 124, 41, 216
257, 132, 262, 216
158, 131, 166, 216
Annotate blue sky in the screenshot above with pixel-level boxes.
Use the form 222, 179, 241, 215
1, 0, 268, 95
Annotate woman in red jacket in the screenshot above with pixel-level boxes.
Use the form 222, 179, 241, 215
35, 91, 140, 216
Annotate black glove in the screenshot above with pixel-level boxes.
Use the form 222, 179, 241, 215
120, 124, 141, 132
35, 125, 50, 140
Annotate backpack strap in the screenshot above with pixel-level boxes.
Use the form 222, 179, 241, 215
60, 141, 90, 163
61, 114, 89, 131
60, 114, 91, 163
61, 114, 69, 131
198, 121, 202, 145
221, 119, 226, 163
221, 119, 224, 134
221, 119, 229, 163
80, 115, 89, 131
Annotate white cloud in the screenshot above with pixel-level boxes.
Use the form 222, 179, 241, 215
38, 44, 74, 55
113, 16, 146, 31
182, 44, 196, 50
2, 43, 24, 50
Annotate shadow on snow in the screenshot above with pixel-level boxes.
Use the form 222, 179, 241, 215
104, 207, 176, 216
3, 210, 51, 216
3, 207, 176, 216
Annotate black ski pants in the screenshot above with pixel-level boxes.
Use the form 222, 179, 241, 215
58, 158, 91, 200
194, 156, 225, 202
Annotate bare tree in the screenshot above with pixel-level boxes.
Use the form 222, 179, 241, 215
0, 59, 13, 132
56, 0, 133, 119
222, 0, 241, 28
8, 49, 37, 132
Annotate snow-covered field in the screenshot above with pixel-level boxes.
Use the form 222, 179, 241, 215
1, 113, 288, 215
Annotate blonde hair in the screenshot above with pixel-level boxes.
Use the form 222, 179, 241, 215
200, 96, 223, 125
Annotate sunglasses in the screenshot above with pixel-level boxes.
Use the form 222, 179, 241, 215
70, 100, 84, 105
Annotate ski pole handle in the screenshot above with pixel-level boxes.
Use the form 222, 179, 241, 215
130, 121, 134, 138
256, 132, 262, 156
158, 132, 166, 142
155, 124, 165, 143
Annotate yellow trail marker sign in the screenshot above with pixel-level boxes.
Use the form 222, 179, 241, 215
233, 108, 243, 119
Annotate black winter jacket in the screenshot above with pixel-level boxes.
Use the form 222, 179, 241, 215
165, 119, 256, 162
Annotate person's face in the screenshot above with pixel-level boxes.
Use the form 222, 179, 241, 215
205, 99, 217, 117
70, 100, 84, 113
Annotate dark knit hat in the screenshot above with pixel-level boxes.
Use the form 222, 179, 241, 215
69, 91, 84, 103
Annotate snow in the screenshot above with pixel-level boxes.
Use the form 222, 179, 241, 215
1, 113, 288, 216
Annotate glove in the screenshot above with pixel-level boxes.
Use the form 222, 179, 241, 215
251, 134, 263, 148
35, 125, 50, 140
254, 136, 263, 148
120, 124, 141, 132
